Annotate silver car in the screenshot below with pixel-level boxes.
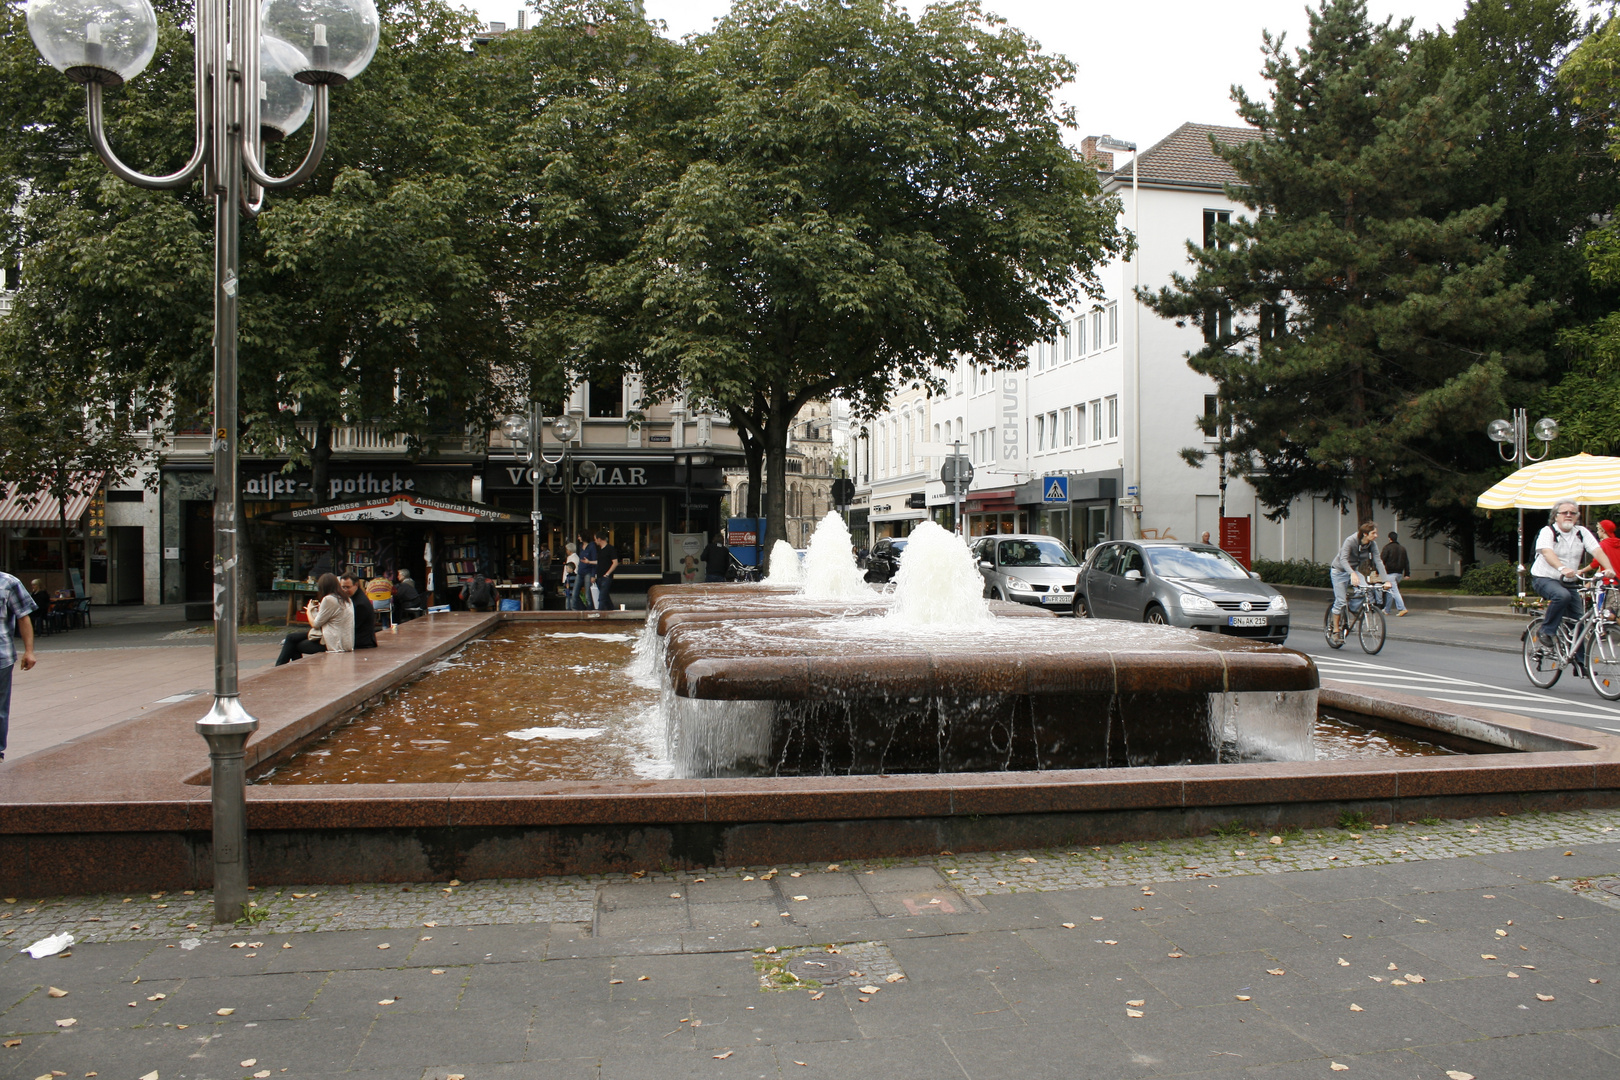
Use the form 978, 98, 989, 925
973, 534, 1081, 611
1075, 540, 1290, 642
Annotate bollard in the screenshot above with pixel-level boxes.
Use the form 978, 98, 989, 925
197, 697, 257, 924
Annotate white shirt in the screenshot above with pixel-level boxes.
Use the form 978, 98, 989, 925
1531, 524, 1599, 580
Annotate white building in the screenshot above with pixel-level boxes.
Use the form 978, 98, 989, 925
853, 123, 1459, 574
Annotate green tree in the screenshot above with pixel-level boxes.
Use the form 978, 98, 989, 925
1145, 0, 1551, 562
599, 0, 1127, 558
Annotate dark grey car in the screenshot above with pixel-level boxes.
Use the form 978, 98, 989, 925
1075, 541, 1289, 642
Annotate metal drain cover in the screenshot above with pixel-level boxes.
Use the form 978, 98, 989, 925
755, 941, 903, 991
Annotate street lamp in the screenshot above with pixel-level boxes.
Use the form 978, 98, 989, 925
26, 0, 378, 922
501, 408, 556, 608
1487, 408, 1558, 604
1096, 135, 1140, 532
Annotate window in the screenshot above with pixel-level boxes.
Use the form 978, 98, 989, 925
1260, 303, 1285, 342
1062, 407, 1073, 446
1062, 323, 1072, 361
1107, 302, 1118, 345
1035, 414, 1046, 451
879, 426, 888, 477
1203, 209, 1231, 250
1106, 396, 1119, 439
588, 377, 624, 418
1075, 403, 1087, 445
1090, 399, 1103, 443
1075, 317, 1087, 358
1047, 411, 1057, 451
1203, 305, 1233, 344
1093, 311, 1103, 351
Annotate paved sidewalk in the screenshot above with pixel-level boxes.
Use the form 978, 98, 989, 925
3, 811, 1619, 1078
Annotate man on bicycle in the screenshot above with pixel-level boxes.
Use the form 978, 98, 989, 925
1532, 499, 1616, 671
1330, 521, 1385, 637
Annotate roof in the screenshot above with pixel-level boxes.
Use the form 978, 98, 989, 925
0, 477, 100, 527
1106, 122, 1261, 192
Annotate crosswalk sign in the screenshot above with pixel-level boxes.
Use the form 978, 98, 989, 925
1042, 475, 1069, 503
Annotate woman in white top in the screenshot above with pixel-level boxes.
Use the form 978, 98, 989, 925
1531, 499, 1616, 667
274, 573, 354, 665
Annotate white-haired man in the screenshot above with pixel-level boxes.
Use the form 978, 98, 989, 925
1532, 499, 1616, 671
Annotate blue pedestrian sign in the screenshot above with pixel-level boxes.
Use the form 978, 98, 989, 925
1042, 475, 1069, 504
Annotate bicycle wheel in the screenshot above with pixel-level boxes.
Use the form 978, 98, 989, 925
1358, 605, 1386, 654
1523, 617, 1562, 689
1590, 622, 1620, 700
1323, 604, 1345, 649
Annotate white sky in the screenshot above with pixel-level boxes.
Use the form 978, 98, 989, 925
467, 0, 1487, 150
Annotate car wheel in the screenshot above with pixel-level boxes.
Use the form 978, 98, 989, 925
1144, 604, 1170, 625
1074, 594, 1092, 618
992, 588, 1006, 602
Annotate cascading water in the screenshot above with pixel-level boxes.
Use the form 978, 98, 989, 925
764, 539, 803, 585
886, 519, 991, 626
800, 510, 870, 600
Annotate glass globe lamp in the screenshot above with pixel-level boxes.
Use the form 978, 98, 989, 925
259, 35, 314, 142
1486, 418, 1513, 444
1533, 417, 1559, 443
261, 0, 379, 86
552, 416, 581, 443
500, 415, 531, 443
26, 0, 158, 85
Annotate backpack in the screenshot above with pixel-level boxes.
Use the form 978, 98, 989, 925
468, 576, 496, 609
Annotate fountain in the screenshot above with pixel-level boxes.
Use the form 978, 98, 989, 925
655, 520, 1318, 777
763, 539, 803, 585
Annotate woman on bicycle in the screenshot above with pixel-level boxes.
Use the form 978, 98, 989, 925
1532, 499, 1615, 669
1330, 521, 1385, 637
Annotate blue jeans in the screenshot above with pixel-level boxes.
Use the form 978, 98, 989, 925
0, 661, 11, 754
568, 573, 592, 611
1330, 568, 1358, 616
1533, 575, 1585, 662
596, 574, 614, 611
1383, 573, 1406, 613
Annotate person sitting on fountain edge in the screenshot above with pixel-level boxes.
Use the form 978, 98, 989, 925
340, 572, 377, 649
393, 569, 425, 623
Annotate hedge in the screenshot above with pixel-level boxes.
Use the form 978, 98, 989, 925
1252, 558, 1332, 589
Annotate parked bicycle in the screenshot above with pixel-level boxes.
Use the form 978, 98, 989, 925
1522, 572, 1620, 700
1323, 582, 1388, 654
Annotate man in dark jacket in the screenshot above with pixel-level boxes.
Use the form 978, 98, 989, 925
702, 534, 731, 583
394, 570, 425, 622
340, 573, 377, 648
1380, 532, 1411, 616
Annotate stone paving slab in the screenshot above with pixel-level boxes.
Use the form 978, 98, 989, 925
1, 810, 1619, 1077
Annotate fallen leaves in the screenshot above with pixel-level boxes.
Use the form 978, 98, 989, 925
53, 1019, 75, 1028
376, 943, 390, 950
240, 1061, 256, 1069
884, 973, 904, 983
1235, 995, 1251, 1002
1126, 999, 1145, 1007
378, 998, 397, 1005
215, 1008, 235, 1016
1102, 940, 1119, 946
1125, 1008, 1144, 1018
1268, 836, 1283, 845
1349, 1004, 1364, 1012
638, 975, 650, 982
1331, 1064, 1349, 1072
1495, 929, 1508, 938
1061, 923, 1076, 929
713, 1051, 733, 1060
1, 1039, 18, 1048
609, 979, 624, 985
46, 987, 67, 998
1536, 993, 1555, 1002
139, 1072, 158, 1080
1016, 857, 1038, 864
792, 896, 809, 902
1481, 954, 1497, 960
1447, 1072, 1476, 1080
1266, 968, 1285, 976
809, 991, 825, 1001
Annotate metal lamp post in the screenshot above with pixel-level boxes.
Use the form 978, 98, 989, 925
25, 0, 378, 922
1487, 409, 1558, 606
501, 407, 553, 608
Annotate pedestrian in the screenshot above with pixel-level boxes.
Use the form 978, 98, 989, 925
1380, 531, 1411, 616
1329, 521, 1386, 637
0, 569, 39, 761
562, 542, 579, 604
275, 573, 354, 665
1200, 531, 1212, 545
461, 569, 497, 612
701, 533, 730, 583
393, 570, 425, 623
595, 529, 621, 610
1587, 519, 1620, 576
1532, 499, 1615, 672
340, 572, 378, 649
571, 533, 597, 611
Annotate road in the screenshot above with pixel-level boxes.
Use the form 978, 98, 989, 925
1284, 603, 1620, 737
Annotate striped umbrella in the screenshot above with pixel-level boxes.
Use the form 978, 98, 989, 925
1477, 453, 1620, 509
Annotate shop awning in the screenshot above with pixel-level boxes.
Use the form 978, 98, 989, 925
261, 493, 528, 524
0, 477, 101, 527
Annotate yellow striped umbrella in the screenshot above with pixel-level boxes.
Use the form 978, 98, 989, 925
1477, 453, 1620, 509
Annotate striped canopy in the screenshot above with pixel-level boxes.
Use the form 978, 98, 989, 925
1477, 453, 1620, 510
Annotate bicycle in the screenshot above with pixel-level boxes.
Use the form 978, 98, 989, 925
1323, 582, 1388, 654
1522, 573, 1620, 700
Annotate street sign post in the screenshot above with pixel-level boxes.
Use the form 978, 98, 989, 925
941, 445, 974, 534
1042, 475, 1069, 504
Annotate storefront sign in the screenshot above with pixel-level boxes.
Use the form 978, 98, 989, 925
244, 469, 424, 501
1221, 515, 1252, 568
1001, 376, 1021, 462
487, 460, 720, 491
280, 493, 523, 524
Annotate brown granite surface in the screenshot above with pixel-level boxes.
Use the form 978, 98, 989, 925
2, 613, 1618, 890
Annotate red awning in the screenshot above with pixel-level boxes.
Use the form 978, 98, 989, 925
0, 477, 100, 527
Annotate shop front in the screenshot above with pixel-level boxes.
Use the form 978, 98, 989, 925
0, 479, 99, 595
482, 453, 734, 597
1004, 473, 1120, 555
963, 490, 1025, 537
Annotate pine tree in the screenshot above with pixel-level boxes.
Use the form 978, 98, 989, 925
1144, 0, 1552, 560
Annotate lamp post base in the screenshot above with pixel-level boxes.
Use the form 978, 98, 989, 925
197, 696, 258, 924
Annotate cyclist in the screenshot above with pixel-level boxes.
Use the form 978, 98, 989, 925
1329, 521, 1385, 638
1531, 499, 1616, 672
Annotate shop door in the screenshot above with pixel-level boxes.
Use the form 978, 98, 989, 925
110, 526, 144, 604
1083, 505, 1111, 552
183, 500, 213, 604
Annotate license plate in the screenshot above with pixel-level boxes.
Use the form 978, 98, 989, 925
1041, 593, 1068, 605
1228, 616, 1267, 627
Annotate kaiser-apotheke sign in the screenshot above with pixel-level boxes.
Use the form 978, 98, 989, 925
244, 469, 419, 501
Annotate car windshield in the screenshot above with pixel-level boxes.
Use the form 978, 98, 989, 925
1145, 546, 1251, 580
998, 539, 1078, 568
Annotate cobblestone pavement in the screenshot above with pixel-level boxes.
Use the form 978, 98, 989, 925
5, 806, 1619, 950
